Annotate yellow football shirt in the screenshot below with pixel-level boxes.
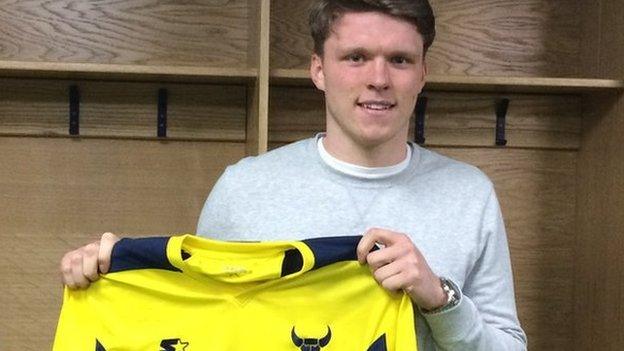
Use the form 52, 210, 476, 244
53, 234, 417, 350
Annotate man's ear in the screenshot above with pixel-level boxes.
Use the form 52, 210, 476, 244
310, 53, 326, 91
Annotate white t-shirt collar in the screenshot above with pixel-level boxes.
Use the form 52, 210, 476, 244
317, 136, 412, 179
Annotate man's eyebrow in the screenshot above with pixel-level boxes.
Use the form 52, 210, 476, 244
338, 46, 421, 57
387, 50, 422, 59
338, 46, 368, 53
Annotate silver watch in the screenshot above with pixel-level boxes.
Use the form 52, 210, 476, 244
423, 277, 460, 314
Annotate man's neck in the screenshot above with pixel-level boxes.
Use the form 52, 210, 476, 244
322, 134, 408, 167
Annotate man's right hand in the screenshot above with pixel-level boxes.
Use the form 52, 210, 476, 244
60, 232, 120, 289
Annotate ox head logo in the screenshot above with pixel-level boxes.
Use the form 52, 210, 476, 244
291, 326, 332, 351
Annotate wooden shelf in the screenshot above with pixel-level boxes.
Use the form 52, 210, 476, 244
4, 62, 620, 93
270, 68, 624, 94
426, 75, 624, 94
0, 61, 257, 84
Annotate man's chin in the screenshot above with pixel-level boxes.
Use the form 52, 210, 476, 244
354, 133, 396, 149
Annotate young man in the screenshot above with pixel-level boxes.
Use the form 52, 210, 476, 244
61, 1, 527, 349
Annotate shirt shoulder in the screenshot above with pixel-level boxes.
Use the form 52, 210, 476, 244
223, 138, 316, 182
407, 145, 495, 202
416, 145, 488, 178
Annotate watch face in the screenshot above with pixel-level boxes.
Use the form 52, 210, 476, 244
441, 278, 459, 305
421, 278, 460, 314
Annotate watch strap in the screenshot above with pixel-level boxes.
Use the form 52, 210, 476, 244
421, 277, 461, 314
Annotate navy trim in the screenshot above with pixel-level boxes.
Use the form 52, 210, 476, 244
109, 237, 180, 273
367, 334, 388, 351
281, 248, 304, 277
303, 235, 376, 270
95, 339, 106, 351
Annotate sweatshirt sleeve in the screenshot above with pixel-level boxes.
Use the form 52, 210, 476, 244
423, 187, 528, 351
196, 166, 235, 238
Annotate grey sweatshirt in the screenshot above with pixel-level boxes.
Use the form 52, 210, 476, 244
196, 136, 527, 351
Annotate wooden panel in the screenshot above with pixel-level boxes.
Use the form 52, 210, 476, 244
269, 86, 582, 149
428, 0, 581, 77
575, 0, 624, 349
270, 0, 582, 77
580, 1, 601, 79
270, 0, 313, 69
0, 0, 251, 68
435, 148, 576, 351
268, 85, 326, 142
576, 94, 624, 351
0, 78, 247, 140
599, 0, 624, 80
0, 78, 67, 135
246, 0, 270, 156
422, 92, 581, 148
0, 137, 245, 350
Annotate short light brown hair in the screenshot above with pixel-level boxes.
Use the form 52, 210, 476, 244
309, 0, 436, 57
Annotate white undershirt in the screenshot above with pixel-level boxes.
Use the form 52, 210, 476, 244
317, 137, 412, 179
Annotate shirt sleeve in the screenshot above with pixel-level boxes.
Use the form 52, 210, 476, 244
423, 187, 528, 350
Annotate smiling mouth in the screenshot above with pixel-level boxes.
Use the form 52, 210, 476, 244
357, 101, 396, 111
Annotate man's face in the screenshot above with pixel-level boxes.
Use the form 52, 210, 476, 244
310, 11, 426, 154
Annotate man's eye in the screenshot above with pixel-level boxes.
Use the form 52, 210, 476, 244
391, 57, 409, 64
347, 54, 364, 62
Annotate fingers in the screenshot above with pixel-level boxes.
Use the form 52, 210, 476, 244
98, 232, 119, 274
72, 248, 94, 289
59, 232, 119, 290
82, 242, 100, 282
371, 258, 404, 291
60, 251, 77, 288
366, 243, 404, 270
356, 227, 401, 263
60, 248, 93, 289
356, 228, 443, 307
370, 250, 422, 289
377, 270, 409, 292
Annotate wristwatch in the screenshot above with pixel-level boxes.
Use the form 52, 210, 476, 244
422, 277, 460, 314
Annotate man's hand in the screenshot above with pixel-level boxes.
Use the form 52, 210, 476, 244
60, 232, 120, 289
357, 228, 447, 310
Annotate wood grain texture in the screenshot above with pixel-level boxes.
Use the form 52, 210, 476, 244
0, 78, 248, 140
428, 0, 581, 77
0, 0, 251, 68
246, 0, 271, 156
598, 0, 624, 80
436, 148, 577, 351
269, 86, 582, 149
579, 1, 601, 79
574, 0, 624, 349
576, 95, 624, 351
0, 60, 257, 84
270, 0, 313, 69
270, 0, 582, 77
0, 137, 245, 350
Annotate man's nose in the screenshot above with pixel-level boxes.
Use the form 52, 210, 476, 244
367, 59, 390, 91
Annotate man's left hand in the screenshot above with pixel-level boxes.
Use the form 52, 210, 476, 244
357, 227, 447, 310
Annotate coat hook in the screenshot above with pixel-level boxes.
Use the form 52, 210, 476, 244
414, 95, 427, 145
157, 88, 168, 138
495, 98, 509, 146
69, 85, 80, 136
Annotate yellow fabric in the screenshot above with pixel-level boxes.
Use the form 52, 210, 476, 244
53, 234, 416, 350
